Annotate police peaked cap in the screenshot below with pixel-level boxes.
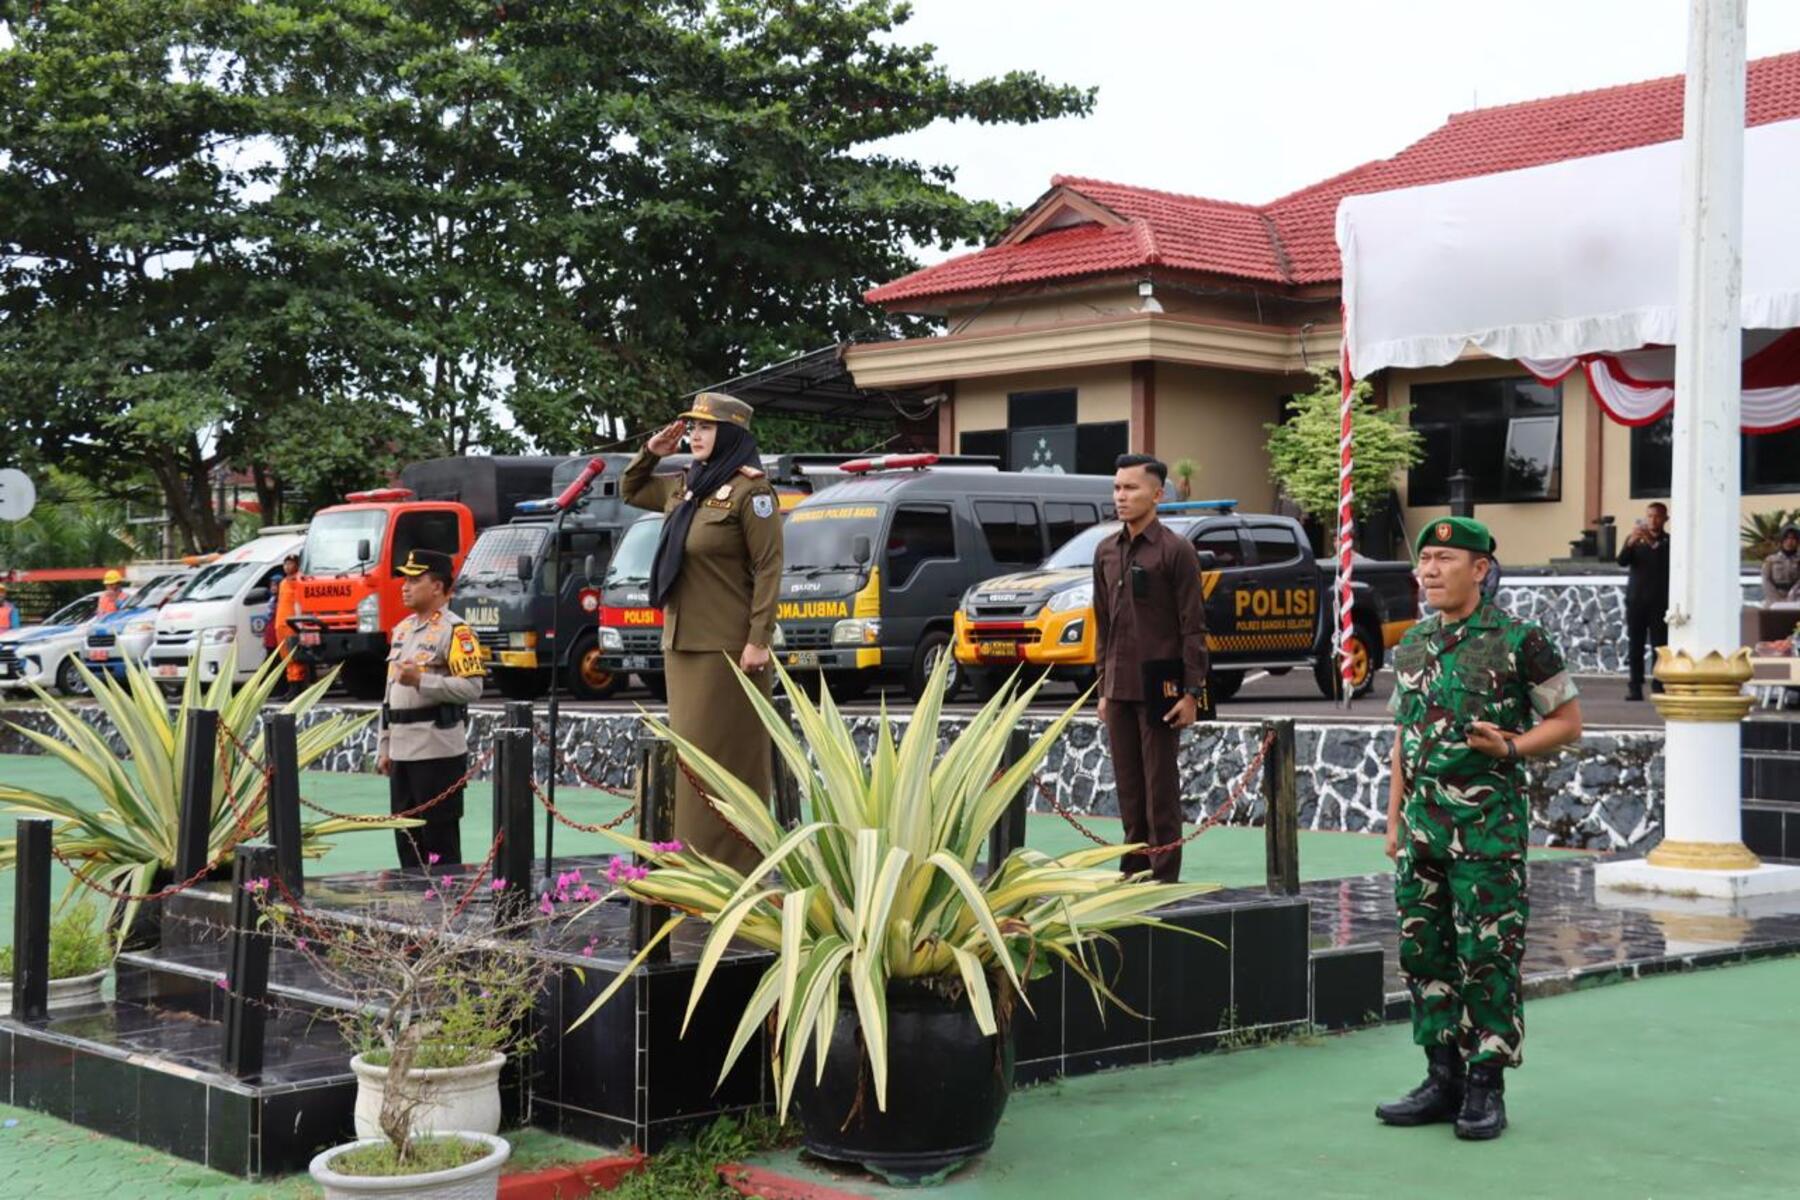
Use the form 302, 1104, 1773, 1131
397, 548, 457, 585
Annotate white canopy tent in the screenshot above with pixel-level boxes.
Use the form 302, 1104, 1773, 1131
1332, 36, 1800, 898
1338, 115, 1800, 402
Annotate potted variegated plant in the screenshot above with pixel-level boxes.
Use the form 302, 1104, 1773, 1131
573, 656, 1213, 1185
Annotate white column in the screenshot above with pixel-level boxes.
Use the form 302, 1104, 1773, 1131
1601, 0, 1800, 897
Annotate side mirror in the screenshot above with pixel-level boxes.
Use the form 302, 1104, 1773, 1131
1196, 550, 1218, 570
851, 534, 872, 566
244, 587, 271, 606
516, 553, 534, 582
355, 538, 372, 566
583, 554, 598, 585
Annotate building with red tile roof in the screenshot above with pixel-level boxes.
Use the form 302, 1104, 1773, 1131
845, 51, 1800, 565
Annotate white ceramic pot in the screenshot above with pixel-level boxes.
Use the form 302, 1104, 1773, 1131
0, 968, 108, 1015
350, 1051, 505, 1139
309, 1132, 510, 1200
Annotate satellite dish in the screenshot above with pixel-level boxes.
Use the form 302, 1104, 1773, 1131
0, 469, 36, 522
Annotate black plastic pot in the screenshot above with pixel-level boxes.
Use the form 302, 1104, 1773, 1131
796, 979, 1014, 1186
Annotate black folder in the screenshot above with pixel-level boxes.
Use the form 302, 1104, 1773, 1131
1141, 658, 1215, 722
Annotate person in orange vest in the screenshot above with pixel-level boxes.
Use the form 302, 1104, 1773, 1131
96, 570, 127, 616
268, 555, 309, 695
0, 583, 17, 631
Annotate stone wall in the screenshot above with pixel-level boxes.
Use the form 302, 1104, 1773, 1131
1492, 576, 1761, 675
0, 702, 1664, 852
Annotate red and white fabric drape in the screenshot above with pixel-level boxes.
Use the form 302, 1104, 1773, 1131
1519, 328, 1800, 433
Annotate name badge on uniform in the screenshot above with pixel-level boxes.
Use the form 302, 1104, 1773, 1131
702, 498, 732, 510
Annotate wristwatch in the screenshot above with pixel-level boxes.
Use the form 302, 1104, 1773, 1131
1182, 684, 1206, 699
1504, 739, 1520, 762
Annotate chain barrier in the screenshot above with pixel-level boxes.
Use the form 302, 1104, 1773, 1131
1034, 728, 1277, 856
674, 754, 762, 852
529, 778, 638, 835
531, 728, 637, 802
294, 744, 496, 825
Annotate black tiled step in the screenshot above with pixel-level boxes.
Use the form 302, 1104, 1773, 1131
1743, 717, 1800, 753
1742, 750, 1800, 804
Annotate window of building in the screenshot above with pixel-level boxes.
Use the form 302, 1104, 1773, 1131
1008, 390, 1077, 428
1076, 421, 1129, 477
958, 429, 1006, 465
1193, 525, 1244, 567
1407, 377, 1562, 504
885, 505, 955, 588
1044, 502, 1101, 552
1632, 412, 1800, 496
1246, 523, 1304, 567
975, 500, 1044, 567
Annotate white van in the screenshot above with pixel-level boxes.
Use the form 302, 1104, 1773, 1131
148, 527, 307, 689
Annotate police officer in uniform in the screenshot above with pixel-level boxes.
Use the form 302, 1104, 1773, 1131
1377, 517, 1582, 1140
376, 549, 484, 869
1762, 523, 1800, 603
623, 392, 782, 875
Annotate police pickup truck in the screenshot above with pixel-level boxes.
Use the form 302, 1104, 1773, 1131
953, 501, 1419, 701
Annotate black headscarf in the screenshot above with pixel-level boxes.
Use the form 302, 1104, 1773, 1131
647, 421, 762, 606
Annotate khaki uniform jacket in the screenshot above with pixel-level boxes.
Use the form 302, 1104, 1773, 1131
378, 607, 485, 761
622, 450, 783, 651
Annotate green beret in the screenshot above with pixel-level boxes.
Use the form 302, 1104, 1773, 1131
1415, 516, 1496, 556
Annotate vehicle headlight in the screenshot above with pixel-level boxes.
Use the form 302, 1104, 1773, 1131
599, 626, 622, 650
202, 626, 236, 645
356, 593, 381, 634
1046, 582, 1093, 613
831, 618, 881, 646
125, 619, 156, 636
508, 631, 538, 650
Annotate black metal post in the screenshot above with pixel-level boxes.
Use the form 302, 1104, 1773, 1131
10, 818, 52, 1019
770, 694, 801, 830
176, 708, 219, 883
1263, 719, 1300, 896
493, 727, 534, 922
1447, 470, 1476, 519
631, 733, 677, 963
543, 505, 567, 893
221, 843, 275, 1077
986, 726, 1031, 879
265, 713, 304, 899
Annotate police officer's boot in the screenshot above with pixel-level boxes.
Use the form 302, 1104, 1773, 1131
1374, 1045, 1464, 1126
1454, 1063, 1508, 1140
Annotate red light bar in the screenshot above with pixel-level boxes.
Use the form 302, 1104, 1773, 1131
345, 487, 414, 503
838, 453, 940, 474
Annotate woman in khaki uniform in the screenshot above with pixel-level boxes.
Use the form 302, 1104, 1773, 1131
623, 392, 783, 874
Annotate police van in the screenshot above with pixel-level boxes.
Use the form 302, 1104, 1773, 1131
954, 501, 1419, 700
774, 455, 1114, 700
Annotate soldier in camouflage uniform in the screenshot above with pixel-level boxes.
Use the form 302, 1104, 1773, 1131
1376, 517, 1583, 1141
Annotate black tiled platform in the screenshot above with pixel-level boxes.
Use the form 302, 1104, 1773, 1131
1304, 857, 1800, 1007
1743, 715, 1800, 860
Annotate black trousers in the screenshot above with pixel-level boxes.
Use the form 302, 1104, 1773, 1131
389, 753, 467, 870
1102, 699, 1183, 882
1626, 605, 1668, 693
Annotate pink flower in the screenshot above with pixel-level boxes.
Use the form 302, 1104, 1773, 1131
489, 878, 507, 892
294, 938, 309, 952
538, 893, 554, 917
427, 853, 441, 866
580, 944, 595, 958
651, 840, 684, 854
243, 877, 269, 894
214, 978, 227, 990
424, 888, 438, 901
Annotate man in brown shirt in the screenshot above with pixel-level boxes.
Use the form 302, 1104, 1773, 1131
1093, 454, 1209, 882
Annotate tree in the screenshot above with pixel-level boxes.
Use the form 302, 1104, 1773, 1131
1265, 369, 1423, 538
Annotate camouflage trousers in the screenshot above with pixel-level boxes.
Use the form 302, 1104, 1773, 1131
1394, 854, 1528, 1068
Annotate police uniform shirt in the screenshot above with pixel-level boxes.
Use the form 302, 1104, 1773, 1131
378, 608, 485, 762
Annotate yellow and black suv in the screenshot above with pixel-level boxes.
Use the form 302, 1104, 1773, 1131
774, 455, 1114, 701
954, 501, 1420, 701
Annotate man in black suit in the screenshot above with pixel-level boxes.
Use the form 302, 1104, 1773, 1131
1617, 502, 1670, 701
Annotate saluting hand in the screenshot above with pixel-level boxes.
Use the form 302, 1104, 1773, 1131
646, 419, 686, 457
396, 662, 422, 688
740, 642, 771, 674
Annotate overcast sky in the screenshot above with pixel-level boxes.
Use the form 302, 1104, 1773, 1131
870, 0, 1800, 260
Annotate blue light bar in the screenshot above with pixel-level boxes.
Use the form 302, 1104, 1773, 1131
514, 497, 559, 514
1157, 499, 1237, 513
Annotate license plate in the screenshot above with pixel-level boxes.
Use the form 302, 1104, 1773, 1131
91, 650, 109, 663
298, 631, 322, 647
155, 665, 180, 678
786, 651, 820, 668
977, 642, 1019, 660
623, 655, 650, 670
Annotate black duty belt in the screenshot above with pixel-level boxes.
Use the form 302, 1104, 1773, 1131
382, 703, 468, 728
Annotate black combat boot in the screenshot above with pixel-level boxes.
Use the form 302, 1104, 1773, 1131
1375, 1045, 1464, 1126
1454, 1063, 1508, 1140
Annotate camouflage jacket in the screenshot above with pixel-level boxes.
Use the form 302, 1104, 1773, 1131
1388, 600, 1578, 860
